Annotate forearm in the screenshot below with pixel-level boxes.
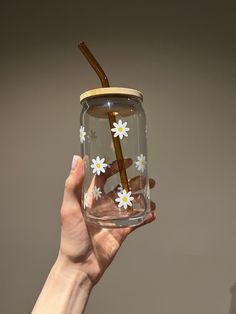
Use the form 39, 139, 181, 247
32, 255, 93, 314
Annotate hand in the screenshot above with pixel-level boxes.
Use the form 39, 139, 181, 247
58, 155, 157, 286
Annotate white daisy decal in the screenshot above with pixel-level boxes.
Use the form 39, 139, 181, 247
135, 154, 146, 173
92, 186, 102, 200
83, 192, 88, 208
144, 184, 150, 200
115, 189, 134, 210
111, 119, 130, 140
104, 156, 111, 168
91, 156, 108, 175
80, 126, 86, 144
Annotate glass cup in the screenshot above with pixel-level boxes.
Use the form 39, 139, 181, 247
80, 87, 150, 228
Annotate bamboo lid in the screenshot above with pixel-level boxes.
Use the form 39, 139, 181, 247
80, 87, 143, 102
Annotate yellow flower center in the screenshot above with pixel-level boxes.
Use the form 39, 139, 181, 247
122, 196, 128, 202
118, 127, 123, 132
96, 163, 101, 168
141, 161, 144, 165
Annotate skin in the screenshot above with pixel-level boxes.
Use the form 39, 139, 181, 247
32, 155, 157, 314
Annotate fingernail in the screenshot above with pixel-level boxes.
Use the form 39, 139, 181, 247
71, 155, 78, 170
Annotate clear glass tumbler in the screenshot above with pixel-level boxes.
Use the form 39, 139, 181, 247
80, 87, 150, 228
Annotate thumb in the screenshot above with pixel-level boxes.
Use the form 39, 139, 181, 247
62, 155, 85, 206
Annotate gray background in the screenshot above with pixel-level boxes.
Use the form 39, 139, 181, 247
1, 1, 236, 313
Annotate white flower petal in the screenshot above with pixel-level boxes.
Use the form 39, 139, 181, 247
115, 189, 134, 210
111, 119, 130, 140
91, 156, 108, 176
135, 154, 146, 173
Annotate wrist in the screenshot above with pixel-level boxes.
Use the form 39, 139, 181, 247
32, 254, 94, 314
54, 252, 94, 292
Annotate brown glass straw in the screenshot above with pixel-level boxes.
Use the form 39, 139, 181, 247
78, 41, 132, 211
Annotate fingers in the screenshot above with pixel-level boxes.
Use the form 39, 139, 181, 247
150, 200, 156, 211
128, 176, 146, 192
105, 158, 133, 181
141, 211, 157, 226
149, 178, 156, 189
129, 211, 157, 234
107, 177, 156, 199
119, 206, 157, 239
128, 176, 156, 193
131, 193, 156, 210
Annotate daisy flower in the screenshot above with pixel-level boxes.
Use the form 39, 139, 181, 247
103, 156, 111, 168
135, 154, 146, 172
144, 184, 150, 200
90, 156, 108, 176
115, 189, 134, 210
83, 192, 88, 208
111, 119, 130, 140
92, 186, 102, 200
80, 126, 86, 144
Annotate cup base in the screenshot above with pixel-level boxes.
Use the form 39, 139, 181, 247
84, 211, 148, 228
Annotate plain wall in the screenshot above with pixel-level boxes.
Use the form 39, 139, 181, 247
1, 1, 236, 313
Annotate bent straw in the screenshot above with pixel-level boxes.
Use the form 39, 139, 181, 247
79, 42, 110, 88
78, 42, 132, 211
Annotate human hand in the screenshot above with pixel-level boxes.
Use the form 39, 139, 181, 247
58, 155, 156, 286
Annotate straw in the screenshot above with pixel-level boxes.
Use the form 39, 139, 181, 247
79, 42, 110, 88
78, 41, 132, 211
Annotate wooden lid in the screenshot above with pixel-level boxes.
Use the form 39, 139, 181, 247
80, 87, 143, 102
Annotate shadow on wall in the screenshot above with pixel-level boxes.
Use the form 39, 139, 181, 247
229, 283, 236, 314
